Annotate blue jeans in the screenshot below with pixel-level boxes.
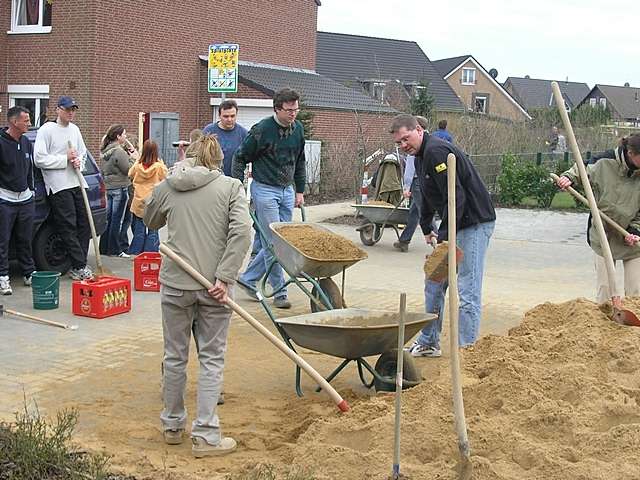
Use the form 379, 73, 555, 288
417, 221, 495, 348
99, 187, 128, 256
399, 178, 427, 243
240, 181, 294, 299
129, 214, 160, 254
119, 207, 132, 253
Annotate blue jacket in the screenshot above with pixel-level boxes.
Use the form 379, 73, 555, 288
432, 129, 453, 143
0, 128, 34, 192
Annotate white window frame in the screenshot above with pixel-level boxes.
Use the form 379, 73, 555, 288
474, 95, 488, 114
8, 85, 50, 127
461, 68, 476, 85
9, 0, 52, 34
589, 98, 597, 107
599, 97, 607, 108
371, 82, 385, 102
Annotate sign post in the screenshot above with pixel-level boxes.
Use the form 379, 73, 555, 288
208, 43, 239, 95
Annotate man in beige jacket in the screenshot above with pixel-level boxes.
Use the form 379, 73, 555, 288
144, 135, 251, 457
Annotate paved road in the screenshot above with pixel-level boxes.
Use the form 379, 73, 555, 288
0, 205, 597, 417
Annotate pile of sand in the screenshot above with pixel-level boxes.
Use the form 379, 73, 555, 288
287, 298, 640, 479
276, 225, 366, 261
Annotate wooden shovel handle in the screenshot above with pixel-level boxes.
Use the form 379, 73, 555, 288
159, 243, 349, 412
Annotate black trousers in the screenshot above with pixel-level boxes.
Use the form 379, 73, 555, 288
0, 198, 35, 277
48, 187, 91, 269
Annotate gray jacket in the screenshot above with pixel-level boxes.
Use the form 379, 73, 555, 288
144, 161, 251, 290
100, 142, 133, 189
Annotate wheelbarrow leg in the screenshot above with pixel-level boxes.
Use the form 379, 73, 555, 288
356, 358, 376, 389
315, 358, 352, 392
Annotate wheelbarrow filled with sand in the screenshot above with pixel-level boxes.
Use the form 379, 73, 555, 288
266, 307, 436, 395
252, 213, 368, 312
352, 202, 410, 246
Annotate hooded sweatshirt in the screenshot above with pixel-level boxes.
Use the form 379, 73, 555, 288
128, 160, 168, 217
0, 128, 34, 199
562, 147, 640, 261
144, 161, 251, 290
100, 141, 133, 189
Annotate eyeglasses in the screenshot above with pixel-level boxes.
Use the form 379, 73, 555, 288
279, 108, 300, 114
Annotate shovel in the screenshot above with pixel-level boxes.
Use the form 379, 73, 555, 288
0, 304, 78, 330
67, 141, 112, 277
550, 173, 640, 326
551, 82, 640, 327
424, 238, 464, 283
158, 243, 350, 413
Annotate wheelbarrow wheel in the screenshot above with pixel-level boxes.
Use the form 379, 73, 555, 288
359, 224, 381, 246
373, 349, 422, 393
310, 278, 345, 312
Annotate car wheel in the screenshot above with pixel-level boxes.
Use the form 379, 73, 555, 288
33, 223, 72, 274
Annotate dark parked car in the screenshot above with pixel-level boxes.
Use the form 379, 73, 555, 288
8, 129, 107, 274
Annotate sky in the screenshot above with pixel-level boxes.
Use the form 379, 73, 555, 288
317, 0, 635, 88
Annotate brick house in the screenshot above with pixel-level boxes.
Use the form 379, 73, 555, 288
1, 0, 397, 196
432, 55, 530, 122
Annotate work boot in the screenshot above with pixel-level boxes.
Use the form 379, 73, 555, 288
0, 276, 12, 295
393, 241, 409, 252
273, 297, 291, 309
217, 392, 225, 405
192, 436, 237, 457
163, 429, 184, 445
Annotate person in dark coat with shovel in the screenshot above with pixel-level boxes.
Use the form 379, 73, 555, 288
390, 114, 496, 357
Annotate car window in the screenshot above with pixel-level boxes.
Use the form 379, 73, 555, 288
82, 151, 99, 175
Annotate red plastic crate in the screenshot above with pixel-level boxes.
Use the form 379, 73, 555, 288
72, 276, 131, 319
134, 252, 162, 292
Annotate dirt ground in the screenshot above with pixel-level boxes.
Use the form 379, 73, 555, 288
33, 294, 640, 480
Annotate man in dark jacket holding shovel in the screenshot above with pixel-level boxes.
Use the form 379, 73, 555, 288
390, 114, 496, 357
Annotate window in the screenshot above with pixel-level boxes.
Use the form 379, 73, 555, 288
599, 97, 607, 108
10, 0, 52, 34
371, 82, 385, 102
461, 68, 476, 85
8, 85, 50, 127
589, 98, 597, 107
473, 94, 488, 114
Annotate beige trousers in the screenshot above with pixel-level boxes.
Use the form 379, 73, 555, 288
594, 254, 640, 303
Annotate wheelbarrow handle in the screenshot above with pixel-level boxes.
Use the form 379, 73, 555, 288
159, 243, 349, 413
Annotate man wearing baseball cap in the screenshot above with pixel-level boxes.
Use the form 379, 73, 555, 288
34, 95, 93, 280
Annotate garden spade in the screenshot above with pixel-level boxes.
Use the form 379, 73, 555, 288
551, 82, 640, 327
0, 304, 78, 330
67, 141, 112, 277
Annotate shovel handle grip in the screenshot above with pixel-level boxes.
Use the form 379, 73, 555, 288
159, 243, 349, 412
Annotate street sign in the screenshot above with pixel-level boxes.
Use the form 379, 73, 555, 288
208, 43, 239, 93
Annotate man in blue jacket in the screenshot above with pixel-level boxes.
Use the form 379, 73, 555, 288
390, 114, 495, 357
0, 106, 36, 295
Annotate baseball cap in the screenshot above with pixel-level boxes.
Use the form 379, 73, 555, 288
57, 96, 79, 109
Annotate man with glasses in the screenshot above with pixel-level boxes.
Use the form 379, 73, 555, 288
232, 88, 306, 309
0, 106, 36, 295
390, 114, 495, 357
34, 96, 93, 280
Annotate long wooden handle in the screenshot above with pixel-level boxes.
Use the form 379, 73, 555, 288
551, 82, 618, 303
447, 153, 472, 475
392, 293, 406, 479
68, 141, 103, 271
158, 243, 349, 412
551, 173, 633, 238
5, 308, 77, 330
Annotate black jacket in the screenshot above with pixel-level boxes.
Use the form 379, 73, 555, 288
0, 128, 34, 193
417, 134, 495, 241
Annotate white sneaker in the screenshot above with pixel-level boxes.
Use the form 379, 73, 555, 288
117, 252, 130, 258
409, 343, 442, 358
192, 436, 237, 457
0, 276, 12, 295
23, 274, 33, 287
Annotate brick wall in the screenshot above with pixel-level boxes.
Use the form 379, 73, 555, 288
310, 109, 397, 197
1, 0, 318, 154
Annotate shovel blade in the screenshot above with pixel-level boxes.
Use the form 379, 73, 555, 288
424, 242, 464, 283
613, 308, 640, 327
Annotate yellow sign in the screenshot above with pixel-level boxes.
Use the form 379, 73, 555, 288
208, 44, 239, 93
